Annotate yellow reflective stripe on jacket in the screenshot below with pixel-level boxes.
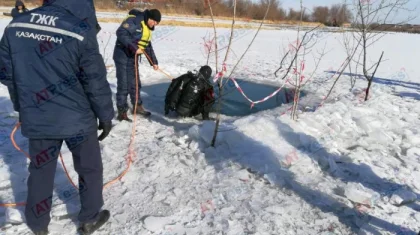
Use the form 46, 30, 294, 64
138, 21, 151, 49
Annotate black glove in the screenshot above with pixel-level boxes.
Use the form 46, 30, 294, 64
96, 23, 101, 34
98, 121, 112, 141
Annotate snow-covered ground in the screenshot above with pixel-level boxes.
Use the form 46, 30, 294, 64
1, 13, 420, 235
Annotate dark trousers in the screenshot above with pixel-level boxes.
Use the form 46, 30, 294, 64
113, 46, 142, 112
24, 132, 103, 232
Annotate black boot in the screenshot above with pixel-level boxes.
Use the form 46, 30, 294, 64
77, 210, 110, 235
117, 108, 132, 122
33, 229, 48, 235
132, 104, 151, 117
164, 104, 169, 116
202, 111, 210, 120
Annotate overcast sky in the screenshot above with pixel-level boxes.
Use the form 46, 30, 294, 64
280, 0, 420, 24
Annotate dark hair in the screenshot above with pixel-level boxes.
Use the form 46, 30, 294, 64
15, 0, 25, 7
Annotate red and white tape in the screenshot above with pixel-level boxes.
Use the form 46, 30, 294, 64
213, 63, 227, 83
230, 76, 291, 109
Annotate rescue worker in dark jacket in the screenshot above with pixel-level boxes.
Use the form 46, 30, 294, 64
0, 0, 114, 234
165, 65, 214, 120
11, 0, 28, 18
113, 8, 160, 122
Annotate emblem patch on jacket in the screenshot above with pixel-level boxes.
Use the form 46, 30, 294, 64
123, 23, 129, 28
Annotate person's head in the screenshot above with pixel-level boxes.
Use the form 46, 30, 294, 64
147, 9, 161, 28
199, 65, 212, 80
16, 0, 24, 9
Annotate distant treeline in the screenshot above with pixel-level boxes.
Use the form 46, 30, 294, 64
0, 0, 355, 26
96, 0, 354, 26
5, 0, 419, 33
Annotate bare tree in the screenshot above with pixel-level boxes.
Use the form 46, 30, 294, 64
275, 28, 329, 120
261, 0, 286, 21
287, 1, 332, 120
323, 38, 363, 101
210, 0, 235, 147
202, 32, 215, 65
273, 4, 335, 120
287, 8, 310, 21
209, 0, 272, 147
290, 0, 305, 120
341, 30, 362, 90
227, 0, 250, 17
329, 3, 353, 26
312, 6, 330, 24
345, 0, 416, 101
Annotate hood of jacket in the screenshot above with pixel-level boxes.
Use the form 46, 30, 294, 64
43, 0, 94, 20
15, 0, 25, 8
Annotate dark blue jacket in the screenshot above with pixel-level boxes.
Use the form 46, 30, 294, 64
0, 0, 114, 139
86, 0, 102, 34
113, 9, 158, 66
